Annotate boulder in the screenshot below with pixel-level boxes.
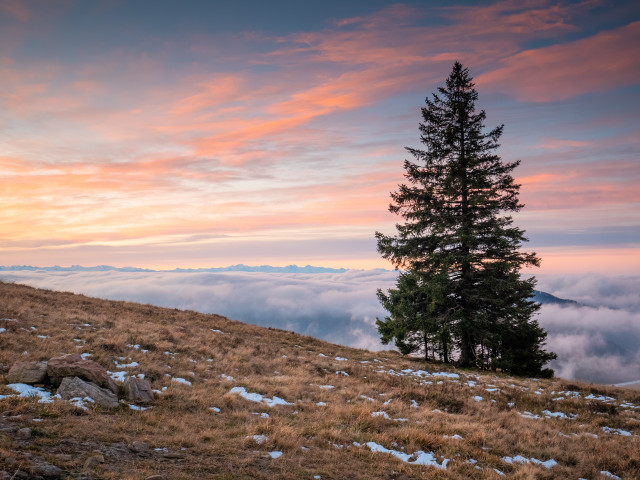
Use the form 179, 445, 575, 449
6, 361, 48, 384
48, 354, 118, 394
29, 456, 62, 479
57, 376, 119, 409
124, 378, 154, 403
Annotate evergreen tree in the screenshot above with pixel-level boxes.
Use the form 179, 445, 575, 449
375, 62, 556, 377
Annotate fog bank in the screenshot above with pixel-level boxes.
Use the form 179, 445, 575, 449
2, 270, 638, 384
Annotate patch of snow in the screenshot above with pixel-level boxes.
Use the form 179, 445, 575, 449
336, 370, 349, 376
432, 372, 459, 379
410, 399, 419, 408
494, 469, 505, 476
253, 434, 268, 445
80, 353, 92, 360
230, 386, 292, 407
503, 455, 529, 464
221, 374, 235, 381
531, 458, 557, 468
108, 371, 127, 383
317, 402, 327, 406
372, 411, 391, 419
171, 377, 192, 386
7, 384, 53, 403
0, 328, 6, 333
585, 394, 615, 402
600, 471, 621, 480
334, 357, 348, 361
211, 329, 224, 333
269, 451, 282, 459
210, 407, 221, 413
601, 426, 632, 436
115, 360, 139, 368
68, 396, 94, 410
518, 411, 540, 420
365, 442, 448, 469
128, 404, 148, 411
445, 434, 464, 440
542, 410, 577, 420
318, 353, 327, 358
472, 396, 483, 402
318, 385, 335, 390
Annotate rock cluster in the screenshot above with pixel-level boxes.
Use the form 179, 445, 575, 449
4, 353, 154, 408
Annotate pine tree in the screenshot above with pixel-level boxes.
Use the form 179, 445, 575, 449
375, 62, 556, 377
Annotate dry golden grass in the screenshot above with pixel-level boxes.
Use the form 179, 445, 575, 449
1, 281, 639, 479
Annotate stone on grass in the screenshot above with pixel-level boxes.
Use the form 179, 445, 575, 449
17, 427, 31, 440
57, 376, 119, 408
48, 353, 118, 394
7, 361, 48, 384
124, 378, 154, 403
30, 456, 63, 478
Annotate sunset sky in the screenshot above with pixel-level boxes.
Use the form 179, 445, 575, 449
1, 0, 638, 274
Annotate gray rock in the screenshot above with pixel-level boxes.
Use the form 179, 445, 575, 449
17, 427, 31, 439
124, 378, 154, 403
7, 361, 48, 384
130, 441, 150, 454
30, 456, 62, 478
57, 376, 119, 408
48, 354, 118, 394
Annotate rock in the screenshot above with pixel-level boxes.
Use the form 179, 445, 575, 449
17, 427, 31, 439
57, 377, 119, 409
6, 361, 48, 384
47, 354, 118, 394
30, 456, 62, 478
124, 378, 154, 403
130, 441, 150, 454
83, 455, 104, 470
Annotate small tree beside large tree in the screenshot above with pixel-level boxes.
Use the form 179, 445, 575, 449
375, 61, 556, 377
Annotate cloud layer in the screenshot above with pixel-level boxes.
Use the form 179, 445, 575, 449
2, 270, 638, 384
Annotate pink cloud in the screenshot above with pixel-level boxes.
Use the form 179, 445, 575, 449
0, 0, 32, 21
477, 21, 640, 101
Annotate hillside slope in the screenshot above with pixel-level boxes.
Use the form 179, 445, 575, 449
0, 281, 638, 479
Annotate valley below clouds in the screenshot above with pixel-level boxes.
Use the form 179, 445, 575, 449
2, 269, 638, 385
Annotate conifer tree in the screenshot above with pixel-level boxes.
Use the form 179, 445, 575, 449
375, 62, 556, 377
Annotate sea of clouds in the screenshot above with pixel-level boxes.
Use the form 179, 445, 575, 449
1, 269, 638, 385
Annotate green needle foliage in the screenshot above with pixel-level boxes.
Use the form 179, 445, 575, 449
375, 62, 556, 377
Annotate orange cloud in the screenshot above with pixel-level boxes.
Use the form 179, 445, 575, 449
476, 21, 640, 101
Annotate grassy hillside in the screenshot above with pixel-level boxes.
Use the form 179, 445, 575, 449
1, 281, 639, 479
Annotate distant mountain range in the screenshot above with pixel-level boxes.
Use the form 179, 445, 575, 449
0, 264, 579, 306
0, 264, 348, 274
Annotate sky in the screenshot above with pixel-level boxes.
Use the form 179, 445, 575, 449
1, 0, 639, 273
